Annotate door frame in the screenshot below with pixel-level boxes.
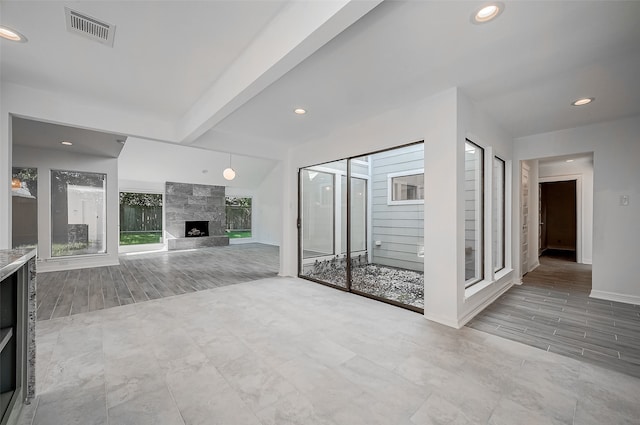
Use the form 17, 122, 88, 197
520, 163, 530, 276
538, 174, 583, 263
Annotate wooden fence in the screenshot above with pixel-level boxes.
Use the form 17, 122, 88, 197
120, 205, 162, 232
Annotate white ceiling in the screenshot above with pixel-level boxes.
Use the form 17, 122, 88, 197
118, 137, 278, 189
1, 0, 288, 120
2, 1, 640, 162
12, 116, 126, 158
210, 0, 640, 148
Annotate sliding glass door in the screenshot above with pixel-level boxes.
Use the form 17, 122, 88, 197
300, 160, 347, 288
298, 143, 424, 311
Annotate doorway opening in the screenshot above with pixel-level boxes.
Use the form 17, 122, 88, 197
539, 180, 577, 262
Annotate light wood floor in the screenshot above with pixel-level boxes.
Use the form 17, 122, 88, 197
36, 243, 279, 321
467, 254, 640, 377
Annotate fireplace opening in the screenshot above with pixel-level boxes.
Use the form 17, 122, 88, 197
185, 221, 209, 237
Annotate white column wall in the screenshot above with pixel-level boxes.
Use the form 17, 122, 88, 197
0, 82, 9, 249
456, 91, 515, 325
514, 115, 640, 305
253, 162, 283, 246
281, 87, 515, 328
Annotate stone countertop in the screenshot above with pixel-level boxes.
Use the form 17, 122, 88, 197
0, 248, 37, 281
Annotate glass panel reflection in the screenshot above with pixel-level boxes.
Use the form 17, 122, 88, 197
300, 160, 347, 288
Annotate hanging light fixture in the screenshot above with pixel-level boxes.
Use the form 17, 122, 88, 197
223, 153, 236, 181
11, 177, 21, 189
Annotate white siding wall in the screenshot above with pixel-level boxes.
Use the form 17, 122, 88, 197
371, 144, 424, 271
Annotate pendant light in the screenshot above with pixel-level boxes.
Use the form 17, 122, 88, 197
223, 153, 236, 181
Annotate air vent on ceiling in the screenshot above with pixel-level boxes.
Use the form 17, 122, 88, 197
65, 7, 116, 47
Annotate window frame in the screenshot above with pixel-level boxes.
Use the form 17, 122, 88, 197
225, 195, 254, 240
118, 191, 164, 247
387, 168, 425, 205
493, 156, 506, 273
50, 169, 108, 258
464, 140, 484, 288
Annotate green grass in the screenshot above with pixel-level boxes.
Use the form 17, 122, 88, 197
226, 230, 252, 239
52, 242, 88, 256
119, 231, 162, 245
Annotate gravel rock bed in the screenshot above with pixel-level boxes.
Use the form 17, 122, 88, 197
305, 259, 424, 308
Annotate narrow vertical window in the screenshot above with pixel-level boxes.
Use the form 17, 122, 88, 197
465, 141, 484, 286
493, 157, 505, 272
51, 170, 106, 257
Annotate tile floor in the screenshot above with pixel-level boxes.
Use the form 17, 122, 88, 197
36, 243, 279, 320
19, 277, 640, 425
467, 256, 640, 377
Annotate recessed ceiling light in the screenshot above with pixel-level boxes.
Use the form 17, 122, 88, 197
472, 3, 504, 24
60, 141, 73, 146
0, 25, 27, 42
294, 108, 307, 115
565, 159, 574, 163
571, 97, 594, 106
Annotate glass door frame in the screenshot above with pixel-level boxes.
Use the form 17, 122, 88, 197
297, 140, 425, 313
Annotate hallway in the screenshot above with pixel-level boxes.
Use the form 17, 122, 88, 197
467, 256, 640, 377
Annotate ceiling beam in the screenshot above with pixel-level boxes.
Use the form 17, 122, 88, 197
177, 0, 383, 145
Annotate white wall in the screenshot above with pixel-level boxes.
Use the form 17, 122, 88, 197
457, 90, 515, 325
281, 87, 515, 328
0, 79, 9, 249
514, 115, 640, 305
538, 157, 594, 264
13, 145, 119, 271
253, 163, 282, 246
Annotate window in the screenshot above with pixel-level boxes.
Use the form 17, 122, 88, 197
388, 170, 424, 204
119, 192, 163, 245
51, 170, 106, 257
299, 143, 424, 310
493, 157, 505, 272
225, 197, 252, 238
464, 141, 484, 287
11, 167, 38, 249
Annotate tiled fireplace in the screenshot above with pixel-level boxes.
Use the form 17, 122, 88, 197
165, 182, 229, 250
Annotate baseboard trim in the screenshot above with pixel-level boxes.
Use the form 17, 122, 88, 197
36, 256, 119, 272
423, 312, 462, 329
457, 281, 513, 328
590, 290, 640, 306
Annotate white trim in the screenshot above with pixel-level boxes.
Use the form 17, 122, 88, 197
229, 238, 256, 245
423, 312, 462, 329
590, 290, 640, 306
119, 242, 165, 253
36, 254, 118, 272
459, 280, 513, 327
387, 168, 424, 205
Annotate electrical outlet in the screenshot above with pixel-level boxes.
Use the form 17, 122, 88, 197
620, 195, 629, 206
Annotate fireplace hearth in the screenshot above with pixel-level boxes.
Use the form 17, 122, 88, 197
185, 221, 209, 237
165, 182, 229, 250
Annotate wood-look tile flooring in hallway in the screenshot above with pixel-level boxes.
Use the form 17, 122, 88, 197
36, 243, 279, 321
467, 255, 640, 377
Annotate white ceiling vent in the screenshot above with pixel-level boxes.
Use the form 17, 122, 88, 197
65, 7, 116, 47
